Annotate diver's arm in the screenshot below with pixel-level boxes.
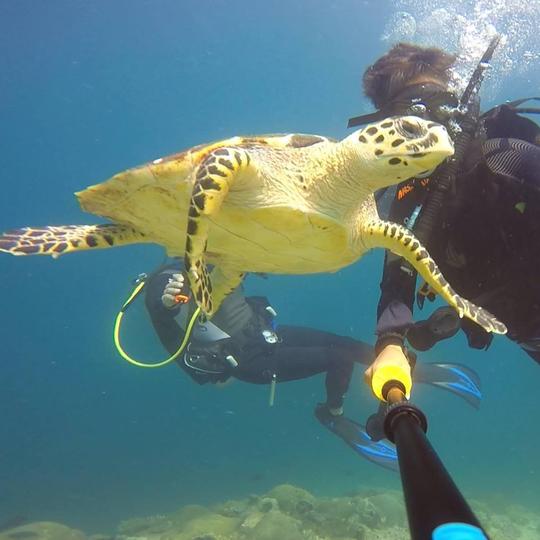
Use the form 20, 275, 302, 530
375, 179, 422, 343
144, 270, 212, 385
144, 270, 189, 353
376, 256, 416, 343
367, 199, 418, 386
375, 187, 419, 348
366, 264, 415, 388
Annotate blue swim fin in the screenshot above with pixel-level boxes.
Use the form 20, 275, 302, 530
414, 362, 482, 409
348, 341, 482, 408
315, 405, 398, 472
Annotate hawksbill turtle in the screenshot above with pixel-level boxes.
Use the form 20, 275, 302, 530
0, 115, 506, 335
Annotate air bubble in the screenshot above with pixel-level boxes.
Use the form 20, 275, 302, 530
382, 1, 540, 100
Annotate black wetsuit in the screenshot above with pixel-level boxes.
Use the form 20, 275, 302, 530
376, 105, 540, 364
145, 265, 374, 408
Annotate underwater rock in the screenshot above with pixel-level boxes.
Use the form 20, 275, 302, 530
353, 498, 383, 529
170, 505, 213, 524
212, 498, 250, 518
470, 499, 540, 540
116, 512, 174, 536
257, 497, 279, 513
264, 484, 316, 516
16, 482, 537, 540
300, 493, 409, 539
486, 512, 522, 540
362, 491, 405, 527
294, 499, 314, 515
161, 511, 239, 540
246, 509, 304, 540
116, 505, 231, 539
240, 510, 265, 530
0, 521, 87, 540
311, 497, 357, 537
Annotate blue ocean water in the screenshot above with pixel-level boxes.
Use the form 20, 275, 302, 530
0, 0, 539, 535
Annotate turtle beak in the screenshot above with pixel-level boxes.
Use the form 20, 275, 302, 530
403, 124, 454, 172
406, 150, 452, 174
431, 124, 455, 157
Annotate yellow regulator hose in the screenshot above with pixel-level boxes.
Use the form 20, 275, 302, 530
113, 278, 200, 368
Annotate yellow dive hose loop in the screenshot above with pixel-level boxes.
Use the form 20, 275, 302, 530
113, 277, 201, 368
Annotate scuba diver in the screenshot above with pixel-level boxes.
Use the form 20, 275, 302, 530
345, 42, 540, 411
145, 262, 358, 415
134, 260, 484, 469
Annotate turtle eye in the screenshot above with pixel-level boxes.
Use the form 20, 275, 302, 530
398, 120, 425, 139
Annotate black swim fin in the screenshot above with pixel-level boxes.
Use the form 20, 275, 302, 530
414, 362, 482, 409
315, 404, 398, 472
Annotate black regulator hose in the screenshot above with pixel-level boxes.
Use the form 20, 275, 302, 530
412, 35, 501, 246
411, 118, 475, 244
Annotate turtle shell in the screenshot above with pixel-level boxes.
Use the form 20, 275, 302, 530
76, 133, 354, 273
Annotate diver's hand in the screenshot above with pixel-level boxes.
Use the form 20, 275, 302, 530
161, 273, 190, 308
364, 344, 411, 388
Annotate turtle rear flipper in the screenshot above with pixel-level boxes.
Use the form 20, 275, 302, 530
362, 218, 507, 335
0, 224, 147, 258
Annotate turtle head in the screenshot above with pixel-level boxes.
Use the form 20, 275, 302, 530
350, 115, 454, 188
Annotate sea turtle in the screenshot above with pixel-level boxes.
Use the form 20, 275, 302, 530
0, 115, 506, 334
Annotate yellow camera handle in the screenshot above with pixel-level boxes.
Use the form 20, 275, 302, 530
371, 362, 412, 402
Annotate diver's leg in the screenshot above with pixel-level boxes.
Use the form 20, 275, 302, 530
233, 335, 353, 408
277, 325, 375, 365
273, 328, 360, 409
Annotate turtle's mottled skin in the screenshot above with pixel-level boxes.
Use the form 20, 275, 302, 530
0, 116, 506, 334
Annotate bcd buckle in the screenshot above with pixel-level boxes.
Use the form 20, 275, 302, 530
262, 329, 279, 344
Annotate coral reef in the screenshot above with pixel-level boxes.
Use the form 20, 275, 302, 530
0, 521, 86, 540
1, 484, 539, 540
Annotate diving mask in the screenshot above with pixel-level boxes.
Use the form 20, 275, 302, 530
348, 83, 461, 128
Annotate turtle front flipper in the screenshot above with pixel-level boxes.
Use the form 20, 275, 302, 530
185, 147, 252, 316
0, 224, 147, 258
361, 219, 507, 335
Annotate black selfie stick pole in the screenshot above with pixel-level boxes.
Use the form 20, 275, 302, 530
374, 378, 490, 539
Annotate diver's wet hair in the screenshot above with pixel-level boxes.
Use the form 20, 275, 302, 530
363, 43, 456, 109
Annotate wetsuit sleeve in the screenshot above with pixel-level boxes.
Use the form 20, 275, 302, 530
144, 270, 185, 340
376, 255, 416, 339
143, 270, 209, 385
375, 189, 419, 347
